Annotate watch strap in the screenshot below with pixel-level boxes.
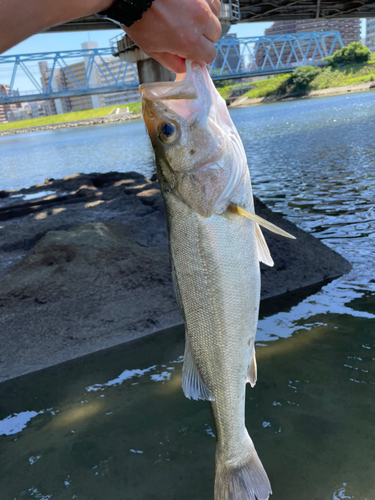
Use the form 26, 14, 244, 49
97, 0, 155, 28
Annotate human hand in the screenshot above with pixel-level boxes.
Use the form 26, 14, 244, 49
124, 0, 222, 73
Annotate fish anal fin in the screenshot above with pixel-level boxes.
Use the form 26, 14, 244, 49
246, 348, 258, 388
182, 338, 215, 401
255, 223, 274, 267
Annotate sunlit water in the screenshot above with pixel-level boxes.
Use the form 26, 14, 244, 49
0, 119, 155, 192
0, 92, 375, 499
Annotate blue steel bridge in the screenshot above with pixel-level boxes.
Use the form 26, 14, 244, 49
0, 31, 343, 105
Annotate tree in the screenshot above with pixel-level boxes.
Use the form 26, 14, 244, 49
290, 66, 321, 89
325, 42, 371, 66
277, 65, 321, 94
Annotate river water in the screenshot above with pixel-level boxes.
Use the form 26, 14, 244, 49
0, 92, 374, 500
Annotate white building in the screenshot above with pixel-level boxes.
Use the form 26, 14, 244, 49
7, 106, 31, 122
82, 42, 139, 108
96, 58, 139, 107
6, 100, 51, 122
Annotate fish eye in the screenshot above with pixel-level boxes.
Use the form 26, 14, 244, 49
158, 121, 179, 144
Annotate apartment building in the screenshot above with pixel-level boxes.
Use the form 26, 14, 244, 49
38, 42, 139, 115
0, 85, 21, 123
39, 61, 71, 115
213, 33, 242, 73
366, 19, 375, 51
95, 57, 139, 108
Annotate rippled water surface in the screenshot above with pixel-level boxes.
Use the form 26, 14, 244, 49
0, 92, 374, 499
0, 119, 155, 191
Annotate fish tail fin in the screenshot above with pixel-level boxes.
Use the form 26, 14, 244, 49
214, 432, 272, 500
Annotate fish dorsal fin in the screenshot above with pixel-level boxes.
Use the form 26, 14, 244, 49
182, 337, 215, 401
255, 223, 274, 267
229, 203, 296, 240
246, 348, 257, 388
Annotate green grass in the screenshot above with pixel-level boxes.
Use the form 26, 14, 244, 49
0, 102, 142, 132
309, 61, 375, 90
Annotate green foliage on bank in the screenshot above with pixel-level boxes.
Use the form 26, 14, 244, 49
286, 66, 322, 90
240, 59, 375, 100
324, 42, 372, 66
244, 74, 292, 99
217, 82, 253, 99
0, 102, 142, 132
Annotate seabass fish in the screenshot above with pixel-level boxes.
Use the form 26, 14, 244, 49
140, 62, 292, 500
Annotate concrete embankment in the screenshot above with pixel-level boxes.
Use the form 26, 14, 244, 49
0, 172, 351, 382
230, 81, 375, 108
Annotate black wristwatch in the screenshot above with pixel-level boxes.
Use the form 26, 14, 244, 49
97, 0, 155, 28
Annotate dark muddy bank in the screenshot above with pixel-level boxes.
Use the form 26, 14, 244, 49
0, 172, 350, 381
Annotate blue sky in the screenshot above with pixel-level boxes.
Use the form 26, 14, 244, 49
3, 22, 275, 56
1, 20, 366, 92
3, 19, 366, 56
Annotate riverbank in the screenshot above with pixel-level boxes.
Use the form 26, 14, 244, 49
3, 61, 375, 137
0, 102, 142, 136
0, 112, 142, 136
0, 171, 351, 382
230, 80, 375, 107
2, 82, 372, 137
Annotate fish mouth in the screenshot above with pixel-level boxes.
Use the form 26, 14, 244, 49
139, 81, 197, 101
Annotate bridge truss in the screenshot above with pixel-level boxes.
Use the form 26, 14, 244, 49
0, 32, 343, 105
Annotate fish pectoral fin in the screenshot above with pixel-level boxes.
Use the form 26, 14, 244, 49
228, 203, 296, 240
246, 348, 258, 388
255, 223, 274, 267
182, 338, 215, 402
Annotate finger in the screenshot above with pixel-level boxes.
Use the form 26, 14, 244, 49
206, 0, 221, 17
184, 35, 217, 65
148, 52, 187, 74
202, 12, 222, 42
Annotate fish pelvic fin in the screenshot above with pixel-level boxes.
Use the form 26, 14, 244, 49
255, 223, 274, 267
182, 337, 215, 401
246, 348, 258, 388
215, 432, 272, 500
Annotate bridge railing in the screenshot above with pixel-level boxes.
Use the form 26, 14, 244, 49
210, 31, 343, 78
0, 32, 343, 105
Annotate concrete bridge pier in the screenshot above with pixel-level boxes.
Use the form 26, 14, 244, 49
137, 58, 175, 85
116, 36, 175, 84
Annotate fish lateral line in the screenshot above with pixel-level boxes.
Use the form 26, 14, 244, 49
228, 203, 296, 240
